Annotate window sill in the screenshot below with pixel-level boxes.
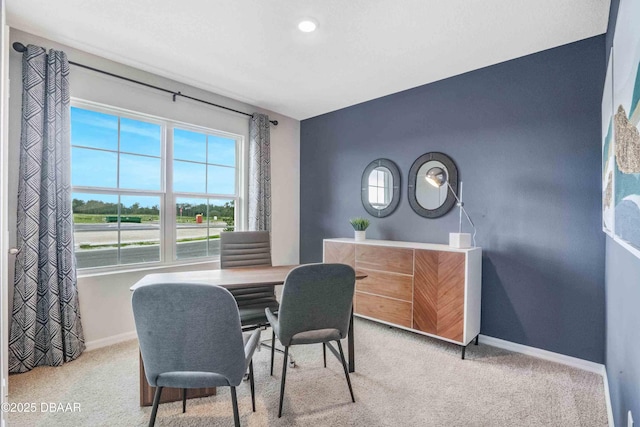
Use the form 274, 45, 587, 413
77, 258, 220, 279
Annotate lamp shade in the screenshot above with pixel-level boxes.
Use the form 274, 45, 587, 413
425, 167, 447, 188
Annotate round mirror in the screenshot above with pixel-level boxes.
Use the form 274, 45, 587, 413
408, 152, 458, 218
362, 159, 401, 217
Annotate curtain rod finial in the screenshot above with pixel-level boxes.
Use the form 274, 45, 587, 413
12, 42, 27, 53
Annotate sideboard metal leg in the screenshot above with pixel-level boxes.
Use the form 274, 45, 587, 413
461, 345, 466, 360
475, 335, 479, 345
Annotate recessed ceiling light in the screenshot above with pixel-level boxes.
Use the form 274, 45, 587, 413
298, 19, 317, 33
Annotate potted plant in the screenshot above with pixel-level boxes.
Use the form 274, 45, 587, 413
349, 217, 370, 242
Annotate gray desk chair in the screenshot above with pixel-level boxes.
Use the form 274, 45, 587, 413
220, 231, 294, 366
220, 231, 279, 329
133, 283, 261, 427
265, 263, 356, 417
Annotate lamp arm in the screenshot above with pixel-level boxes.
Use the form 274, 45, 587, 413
446, 182, 477, 247
445, 181, 463, 208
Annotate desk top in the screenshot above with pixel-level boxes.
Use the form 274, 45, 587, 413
130, 264, 366, 291
130, 265, 297, 291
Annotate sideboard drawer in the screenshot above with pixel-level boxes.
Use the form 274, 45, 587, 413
356, 268, 413, 301
354, 291, 412, 328
355, 245, 413, 275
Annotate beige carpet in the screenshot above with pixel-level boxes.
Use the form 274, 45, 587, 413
8, 318, 607, 426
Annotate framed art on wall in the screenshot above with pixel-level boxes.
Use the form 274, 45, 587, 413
612, 0, 640, 259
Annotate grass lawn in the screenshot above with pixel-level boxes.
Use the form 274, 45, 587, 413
74, 214, 159, 223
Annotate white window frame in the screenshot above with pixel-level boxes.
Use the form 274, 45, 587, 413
71, 99, 244, 275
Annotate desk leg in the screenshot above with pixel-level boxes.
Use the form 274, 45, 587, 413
348, 307, 355, 373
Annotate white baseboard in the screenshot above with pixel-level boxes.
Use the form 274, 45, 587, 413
602, 367, 615, 427
84, 331, 137, 352
478, 334, 614, 426
478, 334, 603, 374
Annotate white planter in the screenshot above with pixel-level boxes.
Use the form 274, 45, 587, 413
354, 230, 366, 242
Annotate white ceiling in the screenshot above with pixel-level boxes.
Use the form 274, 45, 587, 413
7, 0, 610, 120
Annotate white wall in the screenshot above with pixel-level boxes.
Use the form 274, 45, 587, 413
6, 28, 300, 347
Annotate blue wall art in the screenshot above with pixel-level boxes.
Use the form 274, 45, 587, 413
612, 0, 640, 258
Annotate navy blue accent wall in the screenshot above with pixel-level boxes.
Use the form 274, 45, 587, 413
300, 36, 606, 363
605, 0, 640, 425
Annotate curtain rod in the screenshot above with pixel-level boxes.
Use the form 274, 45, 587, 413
12, 42, 278, 126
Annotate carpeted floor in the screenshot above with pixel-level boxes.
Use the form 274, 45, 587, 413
8, 318, 607, 426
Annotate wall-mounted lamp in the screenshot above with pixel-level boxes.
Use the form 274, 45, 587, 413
426, 167, 477, 248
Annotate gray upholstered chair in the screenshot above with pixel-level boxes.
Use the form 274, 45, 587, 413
265, 263, 356, 417
132, 283, 261, 427
220, 231, 279, 330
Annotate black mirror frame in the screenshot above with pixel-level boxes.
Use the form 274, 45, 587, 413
361, 159, 401, 218
408, 152, 459, 218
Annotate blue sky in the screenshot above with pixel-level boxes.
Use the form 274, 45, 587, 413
71, 107, 237, 205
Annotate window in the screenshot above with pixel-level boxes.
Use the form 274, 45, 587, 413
368, 168, 391, 209
71, 103, 242, 270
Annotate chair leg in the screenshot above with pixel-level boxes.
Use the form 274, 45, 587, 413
262, 342, 294, 361
323, 343, 327, 368
230, 386, 240, 427
249, 360, 256, 412
270, 330, 276, 376
149, 386, 163, 427
182, 388, 187, 413
336, 341, 355, 403
264, 334, 296, 372
278, 346, 289, 418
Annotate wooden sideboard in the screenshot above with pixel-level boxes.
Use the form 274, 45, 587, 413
324, 238, 482, 358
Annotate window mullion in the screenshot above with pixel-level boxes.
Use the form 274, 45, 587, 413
117, 117, 122, 265
239, 135, 247, 232
165, 124, 176, 262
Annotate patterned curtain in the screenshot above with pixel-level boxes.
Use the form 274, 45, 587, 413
9, 45, 85, 374
248, 113, 271, 231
